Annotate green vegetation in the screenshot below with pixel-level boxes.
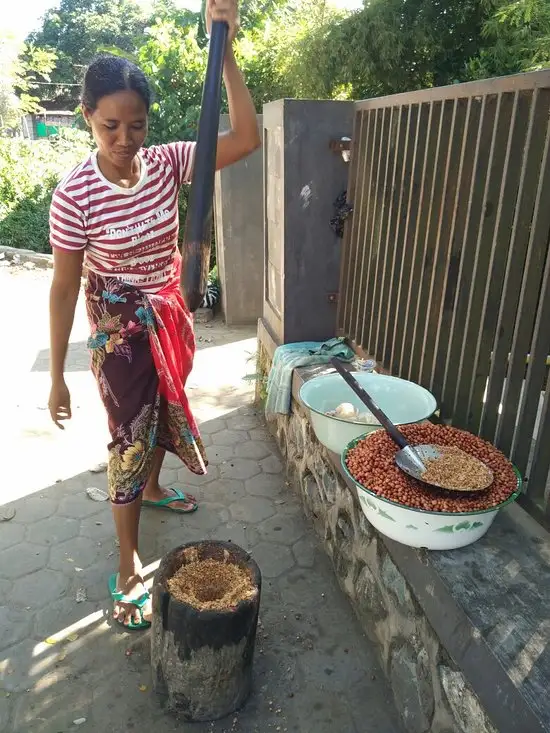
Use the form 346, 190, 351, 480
2, 0, 550, 252
0, 33, 57, 131
21, 0, 550, 139
26, 0, 150, 109
0, 129, 92, 252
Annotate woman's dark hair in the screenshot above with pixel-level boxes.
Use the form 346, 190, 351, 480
81, 55, 151, 112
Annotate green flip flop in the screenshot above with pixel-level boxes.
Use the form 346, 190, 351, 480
142, 488, 198, 514
108, 574, 151, 631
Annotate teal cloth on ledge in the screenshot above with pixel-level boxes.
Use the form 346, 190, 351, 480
265, 337, 354, 418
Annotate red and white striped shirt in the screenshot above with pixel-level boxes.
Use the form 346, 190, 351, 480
49, 142, 195, 293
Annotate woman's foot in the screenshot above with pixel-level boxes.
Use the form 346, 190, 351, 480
112, 572, 152, 627
142, 485, 198, 513
142, 448, 198, 513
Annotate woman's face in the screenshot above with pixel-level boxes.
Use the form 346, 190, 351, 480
84, 89, 148, 169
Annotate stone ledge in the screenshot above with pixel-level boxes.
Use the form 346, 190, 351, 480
257, 336, 550, 733
0, 245, 53, 269
293, 364, 550, 732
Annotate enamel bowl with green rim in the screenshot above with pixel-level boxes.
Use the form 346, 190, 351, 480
342, 434, 522, 551
299, 372, 437, 454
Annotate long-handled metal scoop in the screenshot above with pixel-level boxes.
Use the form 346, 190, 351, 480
330, 359, 494, 492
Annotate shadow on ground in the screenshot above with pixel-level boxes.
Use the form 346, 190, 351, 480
0, 407, 400, 733
30, 323, 258, 373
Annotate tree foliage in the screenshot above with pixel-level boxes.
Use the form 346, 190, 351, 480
236, 0, 347, 104
0, 128, 92, 251
21, 0, 550, 120
137, 14, 207, 144
323, 0, 486, 99
27, 0, 149, 108
4, 0, 550, 254
468, 0, 550, 79
0, 34, 57, 130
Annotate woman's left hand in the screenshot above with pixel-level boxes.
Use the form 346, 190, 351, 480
206, 0, 240, 44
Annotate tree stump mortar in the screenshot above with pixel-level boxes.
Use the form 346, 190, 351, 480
151, 540, 261, 721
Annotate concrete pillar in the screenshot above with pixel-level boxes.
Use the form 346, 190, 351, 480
214, 114, 263, 325
261, 99, 354, 345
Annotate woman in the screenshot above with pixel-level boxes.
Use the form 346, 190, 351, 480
48, 0, 260, 630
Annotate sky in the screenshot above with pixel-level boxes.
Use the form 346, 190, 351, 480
6, 0, 57, 39
7, 0, 362, 40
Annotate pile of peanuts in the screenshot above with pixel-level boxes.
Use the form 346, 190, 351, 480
345, 423, 518, 513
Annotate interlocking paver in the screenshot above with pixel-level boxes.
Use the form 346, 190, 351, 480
245, 523, 261, 547
1, 639, 40, 693
73, 562, 119, 604
58, 493, 105, 520
219, 457, 261, 480
0, 606, 34, 652
211, 428, 249, 446
202, 477, 247, 503
10, 569, 70, 609
225, 415, 259, 431
229, 495, 276, 523
198, 417, 226, 434
2, 268, 400, 733
235, 440, 273, 460
179, 501, 230, 532
32, 597, 100, 640
209, 520, 254, 550
276, 566, 333, 610
79, 515, 115, 541
249, 541, 295, 578
178, 464, 219, 486
12, 498, 58, 524
204, 444, 235, 464
260, 453, 283, 474
13, 673, 94, 733
28, 516, 80, 546
245, 472, 285, 498
292, 535, 320, 568
161, 452, 177, 470
0, 544, 49, 579
0, 522, 25, 552
0, 694, 11, 732
257, 514, 306, 545
48, 536, 102, 571
158, 468, 178, 487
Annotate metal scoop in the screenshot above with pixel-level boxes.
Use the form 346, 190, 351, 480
330, 359, 493, 492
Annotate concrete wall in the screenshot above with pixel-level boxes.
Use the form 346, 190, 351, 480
214, 114, 264, 326
262, 99, 354, 345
